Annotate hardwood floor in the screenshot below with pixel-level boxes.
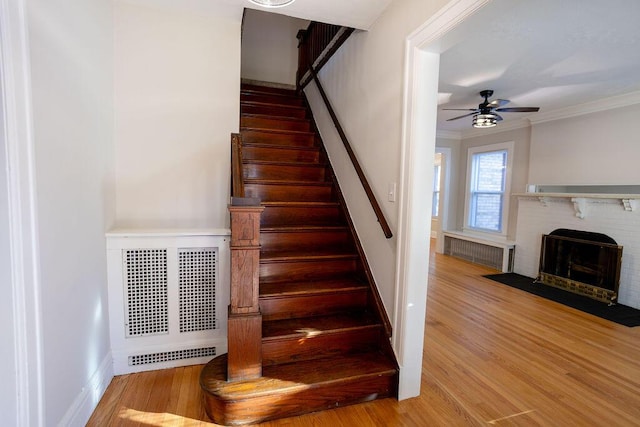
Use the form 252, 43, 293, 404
88, 245, 640, 426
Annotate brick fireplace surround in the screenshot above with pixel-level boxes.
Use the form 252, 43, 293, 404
514, 195, 640, 309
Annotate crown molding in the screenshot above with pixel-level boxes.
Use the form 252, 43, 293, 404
529, 90, 640, 125
437, 91, 640, 138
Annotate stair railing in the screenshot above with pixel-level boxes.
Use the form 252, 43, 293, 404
228, 133, 264, 381
297, 23, 392, 239
307, 66, 393, 239
230, 133, 245, 198
296, 23, 354, 91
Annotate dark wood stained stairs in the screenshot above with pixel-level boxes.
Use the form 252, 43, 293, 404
200, 83, 398, 425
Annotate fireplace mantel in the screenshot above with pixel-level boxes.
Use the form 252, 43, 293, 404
514, 193, 640, 218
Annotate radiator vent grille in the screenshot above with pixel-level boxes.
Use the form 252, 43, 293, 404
128, 347, 216, 366
179, 248, 217, 332
124, 249, 168, 337
444, 236, 510, 271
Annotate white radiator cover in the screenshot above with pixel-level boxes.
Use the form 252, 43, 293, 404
443, 231, 515, 272
106, 229, 230, 374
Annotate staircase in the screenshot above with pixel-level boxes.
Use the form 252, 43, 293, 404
200, 83, 398, 425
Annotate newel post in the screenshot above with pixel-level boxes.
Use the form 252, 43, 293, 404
227, 198, 264, 381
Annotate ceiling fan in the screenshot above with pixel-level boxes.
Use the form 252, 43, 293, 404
444, 90, 540, 128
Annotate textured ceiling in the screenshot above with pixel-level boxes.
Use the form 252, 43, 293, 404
220, 0, 393, 30
437, 0, 640, 133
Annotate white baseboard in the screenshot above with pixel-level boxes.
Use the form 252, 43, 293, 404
57, 352, 113, 427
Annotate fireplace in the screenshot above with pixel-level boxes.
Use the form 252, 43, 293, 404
537, 229, 622, 304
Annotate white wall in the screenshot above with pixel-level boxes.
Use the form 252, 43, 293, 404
241, 9, 308, 87
306, 0, 448, 317
114, 0, 243, 229
26, 0, 115, 423
304, 0, 449, 399
436, 135, 461, 246
0, 76, 18, 427
454, 126, 531, 239
529, 104, 640, 185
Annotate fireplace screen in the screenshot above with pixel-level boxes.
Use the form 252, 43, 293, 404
537, 229, 622, 304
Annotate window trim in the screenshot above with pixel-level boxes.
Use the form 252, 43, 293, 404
432, 161, 441, 218
463, 141, 514, 237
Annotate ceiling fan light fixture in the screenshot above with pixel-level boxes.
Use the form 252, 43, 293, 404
249, 0, 296, 8
473, 113, 498, 128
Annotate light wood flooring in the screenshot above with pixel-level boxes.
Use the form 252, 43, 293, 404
88, 246, 640, 426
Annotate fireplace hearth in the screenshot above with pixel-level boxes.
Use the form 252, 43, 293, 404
536, 229, 622, 304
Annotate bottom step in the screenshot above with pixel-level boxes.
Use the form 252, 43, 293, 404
200, 352, 398, 425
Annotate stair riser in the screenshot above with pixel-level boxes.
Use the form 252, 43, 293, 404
242, 146, 320, 163
241, 130, 315, 147
245, 183, 333, 202
241, 84, 297, 96
243, 163, 326, 182
262, 327, 382, 366
241, 103, 307, 119
261, 206, 342, 227
260, 290, 368, 321
241, 92, 304, 106
203, 373, 397, 425
241, 116, 311, 132
260, 258, 359, 283
261, 230, 352, 252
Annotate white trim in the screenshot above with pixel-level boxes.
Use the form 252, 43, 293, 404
434, 147, 452, 253
439, 87, 640, 139
530, 90, 640, 125
406, 0, 489, 51
57, 353, 114, 427
463, 141, 514, 237
0, 0, 45, 425
106, 227, 231, 238
395, 0, 489, 400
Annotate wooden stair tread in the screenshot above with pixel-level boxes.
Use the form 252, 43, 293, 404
241, 127, 315, 137
241, 88, 299, 99
243, 159, 326, 167
201, 352, 396, 400
241, 100, 306, 111
243, 142, 319, 152
241, 113, 310, 123
262, 201, 339, 207
260, 278, 367, 296
260, 250, 357, 262
261, 225, 347, 232
262, 312, 379, 340
246, 179, 332, 187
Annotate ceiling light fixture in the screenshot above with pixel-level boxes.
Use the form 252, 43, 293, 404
472, 113, 498, 128
249, 0, 296, 8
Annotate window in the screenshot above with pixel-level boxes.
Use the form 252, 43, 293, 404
432, 163, 441, 217
465, 142, 513, 234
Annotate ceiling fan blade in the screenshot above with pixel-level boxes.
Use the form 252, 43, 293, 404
442, 108, 479, 111
495, 113, 503, 121
446, 111, 477, 121
487, 99, 509, 108
495, 107, 540, 113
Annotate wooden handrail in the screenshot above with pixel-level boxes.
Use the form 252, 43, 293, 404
308, 66, 393, 239
231, 133, 244, 198
296, 23, 354, 90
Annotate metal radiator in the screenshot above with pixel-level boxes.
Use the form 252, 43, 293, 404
444, 235, 514, 272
